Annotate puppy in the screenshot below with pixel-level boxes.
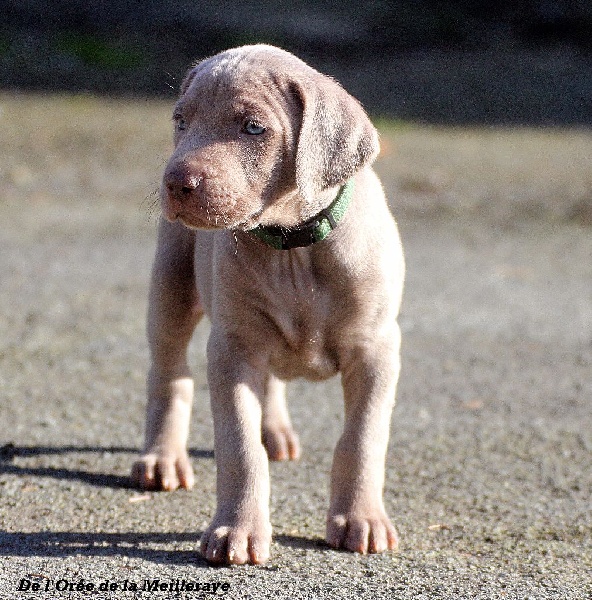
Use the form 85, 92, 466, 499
132, 45, 404, 565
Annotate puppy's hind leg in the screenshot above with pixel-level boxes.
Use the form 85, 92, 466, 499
261, 375, 301, 461
131, 219, 203, 491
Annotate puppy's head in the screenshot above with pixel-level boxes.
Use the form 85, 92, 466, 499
161, 45, 378, 230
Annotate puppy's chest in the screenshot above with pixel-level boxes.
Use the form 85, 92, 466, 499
259, 256, 339, 380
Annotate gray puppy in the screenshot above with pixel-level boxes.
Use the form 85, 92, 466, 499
132, 45, 404, 565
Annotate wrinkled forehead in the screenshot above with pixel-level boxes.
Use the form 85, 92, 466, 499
196, 46, 310, 83
179, 46, 311, 109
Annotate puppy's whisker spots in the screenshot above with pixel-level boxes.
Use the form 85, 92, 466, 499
140, 187, 162, 224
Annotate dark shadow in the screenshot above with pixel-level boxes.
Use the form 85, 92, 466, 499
0, 531, 332, 565
0, 445, 330, 563
274, 533, 329, 553
0, 463, 131, 489
0, 530, 209, 566
0, 444, 214, 489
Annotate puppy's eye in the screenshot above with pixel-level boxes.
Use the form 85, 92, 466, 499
243, 120, 266, 135
174, 115, 187, 131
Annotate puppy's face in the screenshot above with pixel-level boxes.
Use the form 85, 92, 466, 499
160, 45, 378, 231
161, 54, 300, 230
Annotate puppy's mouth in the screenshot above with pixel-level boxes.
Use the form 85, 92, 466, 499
171, 205, 264, 232
175, 213, 228, 230
232, 208, 265, 232
161, 183, 265, 231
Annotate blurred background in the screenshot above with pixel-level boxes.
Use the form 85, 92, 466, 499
2, 0, 592, 125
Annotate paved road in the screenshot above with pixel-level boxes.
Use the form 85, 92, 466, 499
0, 95, 590, 598
0, 192, 590, 599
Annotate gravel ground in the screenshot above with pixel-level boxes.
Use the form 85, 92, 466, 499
0, 94, 590, 599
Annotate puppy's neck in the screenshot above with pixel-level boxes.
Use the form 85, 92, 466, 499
247, 180, 354, 250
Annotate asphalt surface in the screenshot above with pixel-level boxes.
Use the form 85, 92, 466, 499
0, 98, 591, 599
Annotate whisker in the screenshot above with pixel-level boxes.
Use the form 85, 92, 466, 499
140, 187, 162, 225
165, 72, 178, 92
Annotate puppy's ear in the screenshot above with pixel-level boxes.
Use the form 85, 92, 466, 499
292, 74, 379, 204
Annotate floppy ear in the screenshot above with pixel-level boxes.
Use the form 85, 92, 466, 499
292, 74, 379, 204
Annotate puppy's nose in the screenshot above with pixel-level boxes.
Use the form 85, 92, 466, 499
164, 165, 202, 197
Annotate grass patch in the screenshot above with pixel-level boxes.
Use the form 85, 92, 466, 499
54, 33, 146, 70
1, 93, 591, 226
372, 116, 416, 134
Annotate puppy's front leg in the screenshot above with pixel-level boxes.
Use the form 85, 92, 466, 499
200, 329, 271, 565
327, 326, 401, 554
131, 219, 202, 491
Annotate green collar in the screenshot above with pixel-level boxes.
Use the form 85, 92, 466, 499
247, 179, 354, 250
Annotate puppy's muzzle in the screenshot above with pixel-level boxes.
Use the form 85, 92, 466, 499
162, 163, 204, 221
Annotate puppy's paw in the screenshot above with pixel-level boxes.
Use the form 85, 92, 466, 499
326, 510, 398, 554
200, 515, 272, 565
262, 425, 301, 461
131, 450, 194, 491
